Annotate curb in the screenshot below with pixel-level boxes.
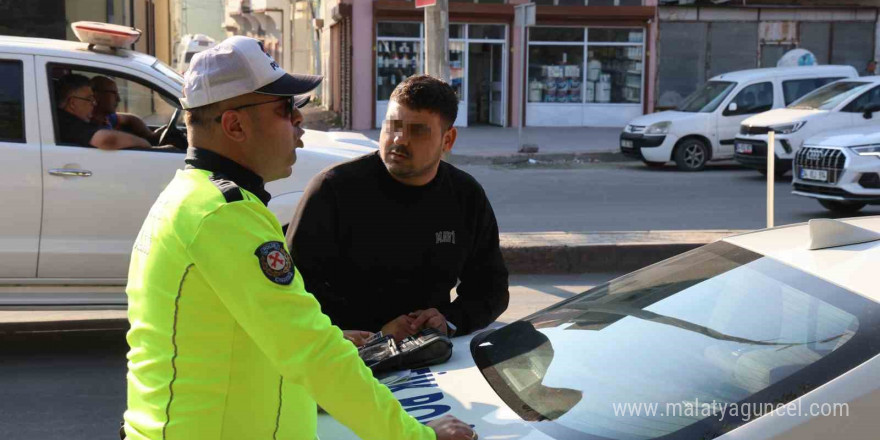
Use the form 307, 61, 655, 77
500, 230, 747, 274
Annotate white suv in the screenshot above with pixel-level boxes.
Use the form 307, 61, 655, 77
735, 76, 880, 176
0, 33, 363, 307
791, 125, 880, 214
621, 65, 856, 171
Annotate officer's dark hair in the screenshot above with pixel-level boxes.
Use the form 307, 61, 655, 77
390, 75, 458, 129
55, 73, 91, 108
185, 103, 219, 127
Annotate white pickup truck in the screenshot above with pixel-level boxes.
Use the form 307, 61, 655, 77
0, 27, 368, 307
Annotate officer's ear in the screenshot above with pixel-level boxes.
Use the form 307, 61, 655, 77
219, 110, 247, 143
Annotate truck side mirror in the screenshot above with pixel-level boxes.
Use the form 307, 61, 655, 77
727, 102, 738, 113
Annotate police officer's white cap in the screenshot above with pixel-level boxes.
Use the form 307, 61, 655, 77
180, 36, 322, 110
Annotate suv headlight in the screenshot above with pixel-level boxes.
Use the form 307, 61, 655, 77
851, 144, 880, 157
769, 121, 806, 135
645, 121, 671, 135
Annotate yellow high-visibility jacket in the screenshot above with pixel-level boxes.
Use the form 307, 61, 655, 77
124, 157, 434, 440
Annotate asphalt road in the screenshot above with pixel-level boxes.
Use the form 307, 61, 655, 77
463, 161, 880, 233
0, 273, 615, 440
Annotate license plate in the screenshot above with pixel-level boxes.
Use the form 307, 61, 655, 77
621, 139, 634, 149
735, 143, 753, 154
800, 168, 828, 182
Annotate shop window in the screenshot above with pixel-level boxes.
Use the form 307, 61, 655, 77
529, 27, 585, 42
527, 45, 584, 103
469, 24, 505, 40
449, 24, 464, 39
783, 77, 841, 106
589, 28, 642, 43
378, 22, 420, 38
588, 0, 615, 5
0, 60, 25, 143
449, 41, 465, 100
724, 82, 773, 116
558, 0, 586, 5
376, 40, 421, 101
587, 46, 643, 103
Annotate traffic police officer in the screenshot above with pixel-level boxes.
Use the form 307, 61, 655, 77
123, 36, 477, 440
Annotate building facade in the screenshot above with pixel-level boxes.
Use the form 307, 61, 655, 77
223, 0, 321, 87
656, 0, 880, 109
318, 0, 657, 130
0, 0, 173, 64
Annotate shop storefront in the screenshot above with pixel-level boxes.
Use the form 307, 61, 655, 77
526, 26, 645, 127
375, 21, 508, 128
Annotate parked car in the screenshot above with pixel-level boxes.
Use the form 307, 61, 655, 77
0, 24, 367, 307
621, 65, 856, 171
791, 125, 880, 214
320, 217, 880, 440
735, 76, 880, 176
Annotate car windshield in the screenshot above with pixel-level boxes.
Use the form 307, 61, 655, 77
788, 81, 872, 110
472, 241, 879, 440
152, 59, 185, 86
676, 81, 736, 113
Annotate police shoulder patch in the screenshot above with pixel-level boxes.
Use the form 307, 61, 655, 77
254, 241, 294, 285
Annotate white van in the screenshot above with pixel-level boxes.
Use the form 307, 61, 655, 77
735, 76, 880, 176
791, 125, 880, 214
175, 34, 215, 73
620, 65, 857, 171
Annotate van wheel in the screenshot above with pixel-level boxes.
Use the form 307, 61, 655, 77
818, 200, 866, 214
674, 139, 709, 171
642, 160, 666, 169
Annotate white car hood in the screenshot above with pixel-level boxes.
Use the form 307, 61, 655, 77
317, 330, 550, 440
741, 108, 826, 128
803, 123, 880, 148
628, 110, 703, 127
265, 129, 376, 197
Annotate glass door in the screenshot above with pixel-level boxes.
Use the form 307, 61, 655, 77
468, 42, 506, 126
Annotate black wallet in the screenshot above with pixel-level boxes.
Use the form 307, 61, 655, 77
358, 328, 453, 374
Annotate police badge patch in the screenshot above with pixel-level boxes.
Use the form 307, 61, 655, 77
254, 241, 294, 285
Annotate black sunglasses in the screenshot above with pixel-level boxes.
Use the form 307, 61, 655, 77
213, 96, 293, 123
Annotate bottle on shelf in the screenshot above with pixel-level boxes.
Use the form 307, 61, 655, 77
588, 52, 602, 82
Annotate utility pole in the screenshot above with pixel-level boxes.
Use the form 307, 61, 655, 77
421, 0, 450, 83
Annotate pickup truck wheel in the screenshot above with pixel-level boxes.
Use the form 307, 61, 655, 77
674, 139, 709, 171
818, 200, 866, 214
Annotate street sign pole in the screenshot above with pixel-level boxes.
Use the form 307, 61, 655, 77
767, 131, 775, 228
422, 0, 449, 83
514, 3, 536, 150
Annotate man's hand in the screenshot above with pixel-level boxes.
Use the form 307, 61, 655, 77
408, 308, 448, 335
380, 315, 417, 342
427, 415, 478, 440
341, 330, 373, 347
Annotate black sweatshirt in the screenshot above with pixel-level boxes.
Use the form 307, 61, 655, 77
286, 151, 509, 335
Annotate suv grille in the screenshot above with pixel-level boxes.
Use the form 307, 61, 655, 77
740, 125, 768, 135
628, 125, 646, 134
794, 147, 846, 184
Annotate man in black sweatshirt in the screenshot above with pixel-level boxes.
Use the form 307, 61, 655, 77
287, 75, 509, 341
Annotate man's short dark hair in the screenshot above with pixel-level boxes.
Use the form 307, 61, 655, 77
184, 102, 220, 127
56, 73, 91, 107
390, 75, 458, 128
